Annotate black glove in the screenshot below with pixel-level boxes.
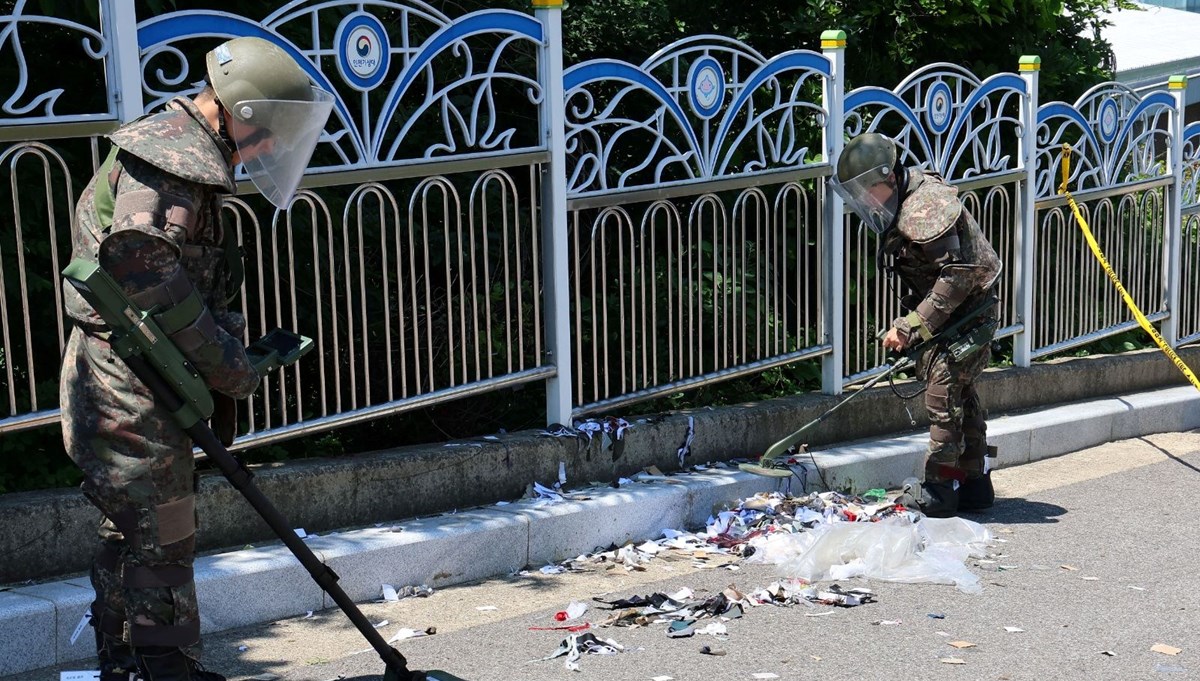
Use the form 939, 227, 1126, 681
211, 392, 238, 447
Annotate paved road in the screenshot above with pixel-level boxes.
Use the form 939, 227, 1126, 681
16, 431, 1200, 681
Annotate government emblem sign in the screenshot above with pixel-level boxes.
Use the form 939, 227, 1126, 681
336, 12, 389, 91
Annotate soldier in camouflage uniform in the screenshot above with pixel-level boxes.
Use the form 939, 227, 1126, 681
832, 133, 1002, 518
60, 37, 333, 681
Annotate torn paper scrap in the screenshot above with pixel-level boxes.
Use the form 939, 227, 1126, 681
1152, 644, 1183, 656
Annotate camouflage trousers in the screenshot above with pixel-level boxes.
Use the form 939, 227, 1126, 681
60, 328, 203, 658
917, 337, 991, 483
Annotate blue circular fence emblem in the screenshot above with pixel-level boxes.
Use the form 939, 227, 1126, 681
336, 12, 389, 91
1099, 98, 1119, 144
926, 81, 953, 134
688, 57, 725, 120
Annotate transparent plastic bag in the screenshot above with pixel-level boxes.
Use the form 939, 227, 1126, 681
752, 516, 992, 594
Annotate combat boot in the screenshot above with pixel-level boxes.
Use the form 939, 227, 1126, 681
897, 479, 959, 518
958, 473, 994, 511
93, 606, 139, 681
96, 633, 140, 681
134, 647, 225, 681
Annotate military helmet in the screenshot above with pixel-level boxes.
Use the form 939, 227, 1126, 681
206, 37, 314, 122
835, 132, 897, 184
203, 37, 335, 210
831, 133, 901, 235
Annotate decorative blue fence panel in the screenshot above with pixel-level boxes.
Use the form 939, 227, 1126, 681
137, 2, 546, 173
0, 1, 115, 126
1032, 83, 1176, 358
562, 37, 832, 414
842, 64, 1028, 380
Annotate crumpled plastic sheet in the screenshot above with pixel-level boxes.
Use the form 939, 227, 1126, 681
747, 514, 992, 594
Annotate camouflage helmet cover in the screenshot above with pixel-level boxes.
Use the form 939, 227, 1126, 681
831, 133, 901, 235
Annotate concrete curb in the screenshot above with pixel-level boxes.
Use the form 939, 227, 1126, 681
3, 385, 1197, 676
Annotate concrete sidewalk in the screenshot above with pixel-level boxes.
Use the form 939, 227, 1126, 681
2, 384, 1198, 677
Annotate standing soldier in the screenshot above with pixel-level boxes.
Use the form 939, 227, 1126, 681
60, 37, 333, 680
832, 132, 1002, 518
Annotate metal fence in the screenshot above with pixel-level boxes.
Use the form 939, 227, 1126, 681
1, 2, 1198, 449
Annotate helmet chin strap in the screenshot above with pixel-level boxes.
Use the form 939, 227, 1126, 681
212, 97, 237, 155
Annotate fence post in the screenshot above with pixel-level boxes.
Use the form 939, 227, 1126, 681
101, 0, 144, 123
1013, 55, 1040, 368
820, 30, 846, 396
1163, 75, 1187, 347
533, 0, 574, 425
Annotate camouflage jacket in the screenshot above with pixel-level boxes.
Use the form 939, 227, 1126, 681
63, 97, 259, 398
883, 169, 1002, 344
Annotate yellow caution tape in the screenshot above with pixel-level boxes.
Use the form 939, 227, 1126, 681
1057, 144, 1200, 391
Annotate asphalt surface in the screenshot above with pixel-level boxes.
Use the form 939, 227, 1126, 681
15, 430, 1200, 681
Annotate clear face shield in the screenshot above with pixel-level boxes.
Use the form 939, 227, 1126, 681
830, 164, 899, 235
227, 86, 335, 210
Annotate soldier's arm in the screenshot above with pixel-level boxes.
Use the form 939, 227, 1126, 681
893, 228, 972, 343
98, 172, 260, 399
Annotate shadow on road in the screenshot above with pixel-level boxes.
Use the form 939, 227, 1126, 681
965, 497, 1067, 524
1138, 437, 1200, 474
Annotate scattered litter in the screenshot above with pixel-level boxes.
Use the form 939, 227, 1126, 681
948, 641, 976, 649
1004, 626, 1024, 633
694, 622, 728, 638
700, 645, 726, 656
553, 601, 588, 621
805, 611, 835, 618
1099, 651, 1117, 656
304, 611, 314, 619
245, 675, 280, 681
381, 583, 433, 602
237, 645, 249, 652
1129, 586, 1147, 591
936, 631, 951, 637
530, 623, 591, 633
540, 564, 567, 575
372, 620, 389, 629
652, 677, 674, 681
872, 619, 902, 626
998, 565, 1019, 571
1081, 576, 1100, 581
558, 461, 568, 488
743, 493, 993, 593
676, 416, 695, 465
387, 627, 435, 643
1153, 644, 1183, 656
294, 528, 307, 538
1155, 663, 1188, 674
751, 674, 780, 679
69, 611, 92, 646
928, 613, 946, 619
862, 489, 887, 502
60, 673, 99, 681
940, 658, 967, 665
476, 605, 499, 611
537, 632, 624, 671
1060, 565, 1079, 571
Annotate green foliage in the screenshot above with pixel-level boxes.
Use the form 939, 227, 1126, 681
544, 0, 1120, 102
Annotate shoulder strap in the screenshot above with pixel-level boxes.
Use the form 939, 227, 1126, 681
93, 147, 123, 230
